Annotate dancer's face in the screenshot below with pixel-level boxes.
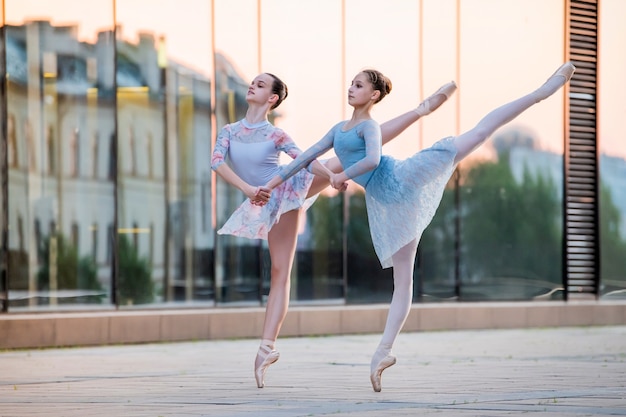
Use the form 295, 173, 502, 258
348, 72, 379, 107
247, 74, 276, 106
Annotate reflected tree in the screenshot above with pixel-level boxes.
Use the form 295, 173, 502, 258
417, 179, 458, 298
460, 156, 562, 292
344, 191, 393, 302
600, 183, 626, 292
308, 193, 343, 252
37, 234, 102, 302
118, 234, 154, 305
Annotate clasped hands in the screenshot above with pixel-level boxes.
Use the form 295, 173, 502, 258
250, 186, 272, 206
249, 174, 348, 207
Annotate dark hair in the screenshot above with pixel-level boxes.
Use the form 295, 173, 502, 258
361, 69, 392, 103
265, 72, 289, 109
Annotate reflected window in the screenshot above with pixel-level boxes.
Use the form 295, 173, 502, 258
149, 223, 154, 264
201, 174, 209, 233
25, 121, 36, 172
8, 115, 18, 168
133, 222, 139, 249
71, 128, 80, 177
57, 53, 85, 81
17, 216, 24, 252
106, 224, 113, 264
71, 222, 79, 248
108, 133, 115, 180
92, 133, 99, 178
34, 219, 42, 263
42, 52, 57, 78
91, 223, 98, 261
146, 133, 154, 178
46, 125, 55, 175
129, 127, 136, 176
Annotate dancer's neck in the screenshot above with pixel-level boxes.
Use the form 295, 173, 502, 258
343, 107, 372, 129
245, 105, 270, 125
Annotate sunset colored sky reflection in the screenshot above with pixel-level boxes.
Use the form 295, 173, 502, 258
6, 0, 626, 161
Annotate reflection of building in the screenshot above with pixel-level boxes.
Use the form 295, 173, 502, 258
1, 1, 625, 349
4, 20, 233, 303
6, 21, 118, 300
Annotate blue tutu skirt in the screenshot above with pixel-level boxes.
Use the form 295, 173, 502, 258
365, 137, 458, 268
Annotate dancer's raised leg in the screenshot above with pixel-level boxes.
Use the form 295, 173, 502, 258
453, 62, 575, 163
254, 208, 301, 388
370, 238, 419, 392
381, 81, 457, 145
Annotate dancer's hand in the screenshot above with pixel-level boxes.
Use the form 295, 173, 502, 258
248, 185, 271, 206
254, 186, 271, 206
330, 173, 348, 192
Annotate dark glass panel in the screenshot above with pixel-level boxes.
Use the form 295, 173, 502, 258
5, 1, 115, 310
115, 0, 214, 306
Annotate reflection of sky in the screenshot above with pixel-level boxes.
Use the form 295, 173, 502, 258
6, 0, 626, 160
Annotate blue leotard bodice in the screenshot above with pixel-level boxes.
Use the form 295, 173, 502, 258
278, 119, 381, 186
333, 122, 381, 188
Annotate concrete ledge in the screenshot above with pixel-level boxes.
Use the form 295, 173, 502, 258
1, 300, 625, 349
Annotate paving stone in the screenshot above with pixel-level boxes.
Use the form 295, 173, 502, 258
0, 326, 624, 416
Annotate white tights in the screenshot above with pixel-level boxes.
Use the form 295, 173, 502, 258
372, 238, 418, 366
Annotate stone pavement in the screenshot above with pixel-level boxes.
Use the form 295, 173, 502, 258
1, 326, 625, 417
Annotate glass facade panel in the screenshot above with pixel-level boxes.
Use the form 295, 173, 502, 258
115, 0, 214, 306
5, 1, 116, 310
343, 0, 423, 303
213, 0, 263, 305
413, 0, 459, 302
598, 0, 626, 299
262, 0, 345, 303
454, 0, 566, 301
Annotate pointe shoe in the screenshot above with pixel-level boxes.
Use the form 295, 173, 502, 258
414, 81, 457, 117
535, 62, 576, 102
370, 354, 396, 392
254, 343, 280, 388
548, 62, 576, 84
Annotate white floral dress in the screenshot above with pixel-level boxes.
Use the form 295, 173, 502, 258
211, 119, 316, 240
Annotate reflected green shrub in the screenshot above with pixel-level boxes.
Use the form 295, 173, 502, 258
118, 234, 154, 305
36, 234, 103, 302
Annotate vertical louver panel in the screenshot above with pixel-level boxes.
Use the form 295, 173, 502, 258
564, 0, 599, 299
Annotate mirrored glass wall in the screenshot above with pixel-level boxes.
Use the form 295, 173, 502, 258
1, 0, 624, 312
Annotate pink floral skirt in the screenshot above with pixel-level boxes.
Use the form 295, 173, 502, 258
217, 169, 317, 240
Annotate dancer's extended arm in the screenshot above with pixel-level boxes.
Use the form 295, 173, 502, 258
264, 124, 339, 190
274, 128, 334, 181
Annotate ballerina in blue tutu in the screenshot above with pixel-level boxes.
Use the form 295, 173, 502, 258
264, 62, 576, 392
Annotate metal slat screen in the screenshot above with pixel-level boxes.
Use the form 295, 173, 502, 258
564, 0, 599, 299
